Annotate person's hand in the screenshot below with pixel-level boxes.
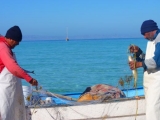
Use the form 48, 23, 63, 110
129, 61, 136, 70
29, 78, 38, 86
129, 45, 139, 53
128, 61, 142, 69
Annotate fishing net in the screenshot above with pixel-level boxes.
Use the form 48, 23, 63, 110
77, 84, 126, 102
23, 84, 126, 108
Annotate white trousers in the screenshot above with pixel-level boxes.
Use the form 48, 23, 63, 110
0, 67, 26, 120
144, 71, 160, 120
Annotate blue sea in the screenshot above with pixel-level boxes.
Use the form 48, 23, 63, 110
13, 38, 147, 94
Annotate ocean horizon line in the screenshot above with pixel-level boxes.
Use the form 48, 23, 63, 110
22, 37, 143, 41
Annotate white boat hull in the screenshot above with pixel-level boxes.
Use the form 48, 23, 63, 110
26, 97, 145, 120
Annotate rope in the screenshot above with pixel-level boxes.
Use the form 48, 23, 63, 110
128, 44, 139, 120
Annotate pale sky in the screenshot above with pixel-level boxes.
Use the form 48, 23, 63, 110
0, 0, 160, 40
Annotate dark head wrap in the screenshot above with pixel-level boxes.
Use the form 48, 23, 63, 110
141, 20, 158, 35
5, 26, 22, 42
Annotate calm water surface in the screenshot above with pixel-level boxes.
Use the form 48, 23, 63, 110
14, 38, 147, 93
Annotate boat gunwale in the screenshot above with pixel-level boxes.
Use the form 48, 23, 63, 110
27, 96, 145, 108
